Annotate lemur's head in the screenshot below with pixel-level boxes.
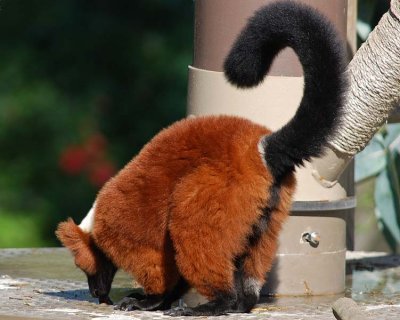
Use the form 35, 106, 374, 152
56, 219, 117, 305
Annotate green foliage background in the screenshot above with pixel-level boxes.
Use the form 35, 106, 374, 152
0, 0, 192, 247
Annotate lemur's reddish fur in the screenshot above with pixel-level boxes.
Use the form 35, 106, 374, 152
57, 115, 295, 296
60, 117, 290, 291
57, 1, 347, 315
56, 218, 98, 275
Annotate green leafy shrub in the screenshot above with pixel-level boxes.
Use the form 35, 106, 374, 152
0, 0, 192, 247
356, 124, 400, 252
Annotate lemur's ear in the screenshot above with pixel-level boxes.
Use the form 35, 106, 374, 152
56, 218, 97, 275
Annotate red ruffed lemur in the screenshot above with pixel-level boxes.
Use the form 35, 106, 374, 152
56, 1, 347, 316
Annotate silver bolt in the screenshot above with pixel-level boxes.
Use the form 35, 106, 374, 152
302, 232, 320, 246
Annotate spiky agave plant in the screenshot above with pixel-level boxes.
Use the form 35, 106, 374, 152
356, 124, 400, 252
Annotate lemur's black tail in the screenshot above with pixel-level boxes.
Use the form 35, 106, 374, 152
224, 1, 347, 180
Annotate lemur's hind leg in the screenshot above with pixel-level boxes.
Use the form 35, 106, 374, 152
230, 174, 295, 313
164, 256, 262, 316
114, 240, 184, 311
234, 202, 292, 313
231, 257, 262, 313
164, 292, 237, 317
115, 294, 164, 312
115, 277, 190, 311
166, 165, 268, 316
164, 257, 263, 317
164, 228, 239, 317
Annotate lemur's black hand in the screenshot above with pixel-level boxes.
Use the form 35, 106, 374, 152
99, 295, 113, 305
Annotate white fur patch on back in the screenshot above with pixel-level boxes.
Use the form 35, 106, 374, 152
244, 277, 262, 298
257, 136, 268, 167
79, 202, 96, 233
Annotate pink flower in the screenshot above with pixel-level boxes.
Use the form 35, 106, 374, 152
89, 162, 116, 187
85, 133, 107, 161
59, 146, 89, 175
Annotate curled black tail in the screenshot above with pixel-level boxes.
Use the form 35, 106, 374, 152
224, 1, 347, 180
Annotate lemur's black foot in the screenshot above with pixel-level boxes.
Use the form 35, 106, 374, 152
164, 306, 196, 317
164, 298, 235, 317
114, 294, 165, 311
114, 297, 139, 311
164, 304, 230, 317
115, 278, 190, 312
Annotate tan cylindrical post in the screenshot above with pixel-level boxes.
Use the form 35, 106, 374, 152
187, 0, 353, 297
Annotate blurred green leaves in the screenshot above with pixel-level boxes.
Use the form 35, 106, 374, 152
356, 124, 400, 252
0, 0, 192, 247
0, 209, 47, 247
